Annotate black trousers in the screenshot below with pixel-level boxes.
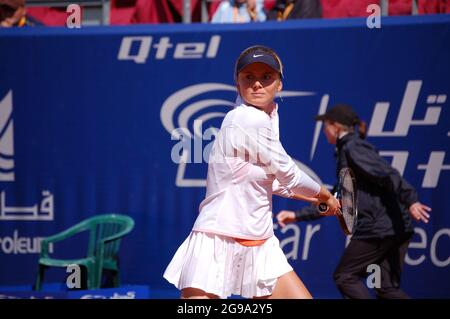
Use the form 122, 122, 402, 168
333, 233, 412, 299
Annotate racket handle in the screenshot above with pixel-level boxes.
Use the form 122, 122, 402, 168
317, 203, 329, 213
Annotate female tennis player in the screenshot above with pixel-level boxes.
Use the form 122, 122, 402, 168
163, 45, 340, 299
277, 104, 431, 298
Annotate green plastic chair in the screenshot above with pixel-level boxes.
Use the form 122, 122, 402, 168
34, 214, 134, 291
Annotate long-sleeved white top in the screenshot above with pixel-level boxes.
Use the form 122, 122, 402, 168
192, 98, 321, 240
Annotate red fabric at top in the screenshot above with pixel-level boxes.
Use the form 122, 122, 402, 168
320, 0, 380, 18
321, 0, 450, 18
389, 0, 413, 15
418, 0, 450, 13
26, 7, 67, 26
132, 0, 177, 23
111, 0, 137, 25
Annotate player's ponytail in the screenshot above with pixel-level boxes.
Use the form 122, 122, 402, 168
357, 120, 367, 139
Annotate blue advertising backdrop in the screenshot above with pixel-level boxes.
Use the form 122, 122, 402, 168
0, 15, 449, 298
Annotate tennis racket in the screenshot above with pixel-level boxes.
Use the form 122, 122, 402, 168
317, 167, 358, 235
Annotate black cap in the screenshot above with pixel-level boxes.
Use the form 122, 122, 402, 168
315, 104, 360, 126
235, 46, 283, 78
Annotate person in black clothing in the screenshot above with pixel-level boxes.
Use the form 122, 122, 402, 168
267, 0, 322, 21
277, 104, 431, 299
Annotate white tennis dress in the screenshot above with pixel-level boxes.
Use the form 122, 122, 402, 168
164, 98, 320, 298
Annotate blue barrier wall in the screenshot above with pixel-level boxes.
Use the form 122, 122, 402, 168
0, 15, 449, 298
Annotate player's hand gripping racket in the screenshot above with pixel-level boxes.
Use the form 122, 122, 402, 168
317, 167, 358, 235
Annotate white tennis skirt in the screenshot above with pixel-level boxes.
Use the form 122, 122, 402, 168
163, 231, 293, 299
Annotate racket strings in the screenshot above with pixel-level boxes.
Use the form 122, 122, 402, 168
341, 173, 356, 230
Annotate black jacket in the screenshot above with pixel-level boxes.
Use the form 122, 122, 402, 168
295, 133, 417, 239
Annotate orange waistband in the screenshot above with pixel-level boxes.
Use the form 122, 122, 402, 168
233, 237, 268, 247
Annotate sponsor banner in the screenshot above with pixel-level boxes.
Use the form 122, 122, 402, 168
0, 285, 149, 299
